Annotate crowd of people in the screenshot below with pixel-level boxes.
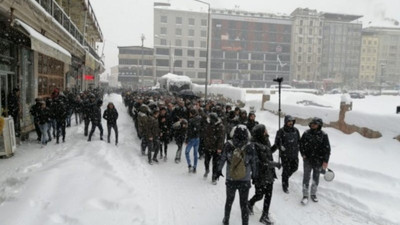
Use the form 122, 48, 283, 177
122, 90, 331, 225
29, 88, 119, 147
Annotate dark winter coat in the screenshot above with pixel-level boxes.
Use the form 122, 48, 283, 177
245, 119, 259, 133
51, 100, 67, 122
185, 115, 201, 142
158, 114, 170, 142
103, 108, 118, 125
171, 105, 187, 123
203, 118, 225, 152
146, 116, 160, 140
37, 107, 51, 125
173, 119, 187, 144
275, 116, 301, 159
137, 105, 150, 137
300, 127, 331, 167
30, 102, 42, 123
89, 104, 102, 124
250, 124, 278, 186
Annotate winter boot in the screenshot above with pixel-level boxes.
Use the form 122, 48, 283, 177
204, 169, 209, 178
148, 160, 153, 165
247, 202, 254, 215
222, 217, 229, 225
175, 158, 180, 163
153, 158, 159, 163
188, 165, 193, 173
311, 195, 319, 202
301, 196, 309, 205
192, 167, 197, 173
260, 212, 273, 225
283, 186, 289, 194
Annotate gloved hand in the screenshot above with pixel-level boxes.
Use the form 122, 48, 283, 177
280, 145, 286, 152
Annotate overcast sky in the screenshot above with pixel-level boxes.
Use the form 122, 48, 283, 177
90, 0, 400, 77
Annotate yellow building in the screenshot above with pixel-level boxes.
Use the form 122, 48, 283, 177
359, 32, 379, 87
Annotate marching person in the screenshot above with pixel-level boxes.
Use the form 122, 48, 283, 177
185, 108, 201, 173
30, 98, 43, 142
37, 101, 51, 146
203, 113, 225, 184
146, 108, 160, 164
274, 115, 300, 194
217, 124, 256, 225
103, 102, 119, 145
248, 124, 281, 225
173, 118, 188, 163
300, 117, 331, 205
158, 106, 170, 160
88, 99, 104, 142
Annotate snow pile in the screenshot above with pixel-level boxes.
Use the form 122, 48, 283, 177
192, 83, 246, 102
159, 73, 192, 88
263, 92, 400, 137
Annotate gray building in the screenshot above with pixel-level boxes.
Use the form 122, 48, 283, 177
210, 9, 292, 88
320, 13, 363, 89
117, 46, 155, 89
153, 6, 208, 84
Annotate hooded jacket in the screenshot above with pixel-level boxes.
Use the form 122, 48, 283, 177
274, 115, 300, 159
250, 124, 278, 186
204, 117, 225, 152
103, 107, 118, 125
218, 125, 256, 182
300, 117, 331, 167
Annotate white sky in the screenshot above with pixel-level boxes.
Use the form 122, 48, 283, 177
90, 0, 400, 77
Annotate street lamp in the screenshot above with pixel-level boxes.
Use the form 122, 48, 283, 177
141, 33, 145, 89
193, 0, 210, 100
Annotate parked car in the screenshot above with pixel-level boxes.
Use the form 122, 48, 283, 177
349, 91, 365, 99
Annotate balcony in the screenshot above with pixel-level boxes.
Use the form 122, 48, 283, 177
34, 0, 102, 60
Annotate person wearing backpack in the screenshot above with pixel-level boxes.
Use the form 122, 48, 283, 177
248, 124, 281, 225
185, 108, 202, 173
274, 115, 300, 194
217, 124, 256, 225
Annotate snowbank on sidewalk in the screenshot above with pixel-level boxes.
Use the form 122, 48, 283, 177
192, 84, 246, 102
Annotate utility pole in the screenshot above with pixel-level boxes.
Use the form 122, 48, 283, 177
141, 34, 145, 89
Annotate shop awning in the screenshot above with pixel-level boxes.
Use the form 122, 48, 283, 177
14, 19, 71, 64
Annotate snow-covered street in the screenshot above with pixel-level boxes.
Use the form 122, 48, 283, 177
0, 93, 399, 225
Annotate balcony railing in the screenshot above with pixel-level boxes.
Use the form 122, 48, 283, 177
34, 0, 101, 61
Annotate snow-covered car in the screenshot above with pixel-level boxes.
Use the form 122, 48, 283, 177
349, 92, 365, 99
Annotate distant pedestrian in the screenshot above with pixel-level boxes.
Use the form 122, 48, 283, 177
185, 108, 201, 173
103, 102, 119, 145
88, 99, 104, 142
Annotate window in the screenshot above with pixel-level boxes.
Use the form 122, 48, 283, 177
297, 65, 301, 71
300, 20, 303, 25
239, 52, 248, 59
189, 18, 195, 25
298, 47, 302, 52
176, 17, 182, 24
251, 64, 263, 70
200, 41, 206, 48
239, 63, 248, 70
175, 49, 183, 56
187, 49, 195, 57
308, 47, 312, 53
176, 28, 182, 35
251, 53, 263, 60
211, 62, 223, 69
298, 37, 303, 43
188, 40, 194, 47
307, 66, 311, 72
160, 39, 167, 45
225, 62, 237, 70
175, 39, 182, 46
309, 28, 313, 35
201, 30, 207, 37
161, 15, 167, 23
189, 29, 195, 36
156, 48, 169, 55
174, 60, 182, 68
310, 20, 313, 26
156, 59, 169, 67
201, 19, 207, 26
187, 60, 195, 68
299, 28, 303, 34
200, 51, 207, 57
160, 27, 167, 35
199, 61, 207, 68
307, 56, 311, 62
298, 55, 302, 62
308, 38, 312, 44
226, 51, 237, 59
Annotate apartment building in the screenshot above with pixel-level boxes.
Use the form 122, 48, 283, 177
359, 31, 379, 87
117, 46, 155, 89
290, 8, 324, 87
153, 6, 208, 84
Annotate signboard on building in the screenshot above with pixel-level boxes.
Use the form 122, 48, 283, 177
211, 79, 223, 84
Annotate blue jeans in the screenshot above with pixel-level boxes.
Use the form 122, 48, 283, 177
185, 138, 199, 168
39, 123, 48, 145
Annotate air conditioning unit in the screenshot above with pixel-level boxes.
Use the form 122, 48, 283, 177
0, 117, 17, 158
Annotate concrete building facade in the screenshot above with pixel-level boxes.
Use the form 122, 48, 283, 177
153, 6, 208, 84
320, 13, 363, 89
117, 46, 155, 89
359, 31, 379, 87
290, 8, 324, 88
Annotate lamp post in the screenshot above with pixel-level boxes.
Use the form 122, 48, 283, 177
193, 0, 210, 100
141, 33, 145, 89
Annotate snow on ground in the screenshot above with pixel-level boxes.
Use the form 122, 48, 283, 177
0, 93, 399, 225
